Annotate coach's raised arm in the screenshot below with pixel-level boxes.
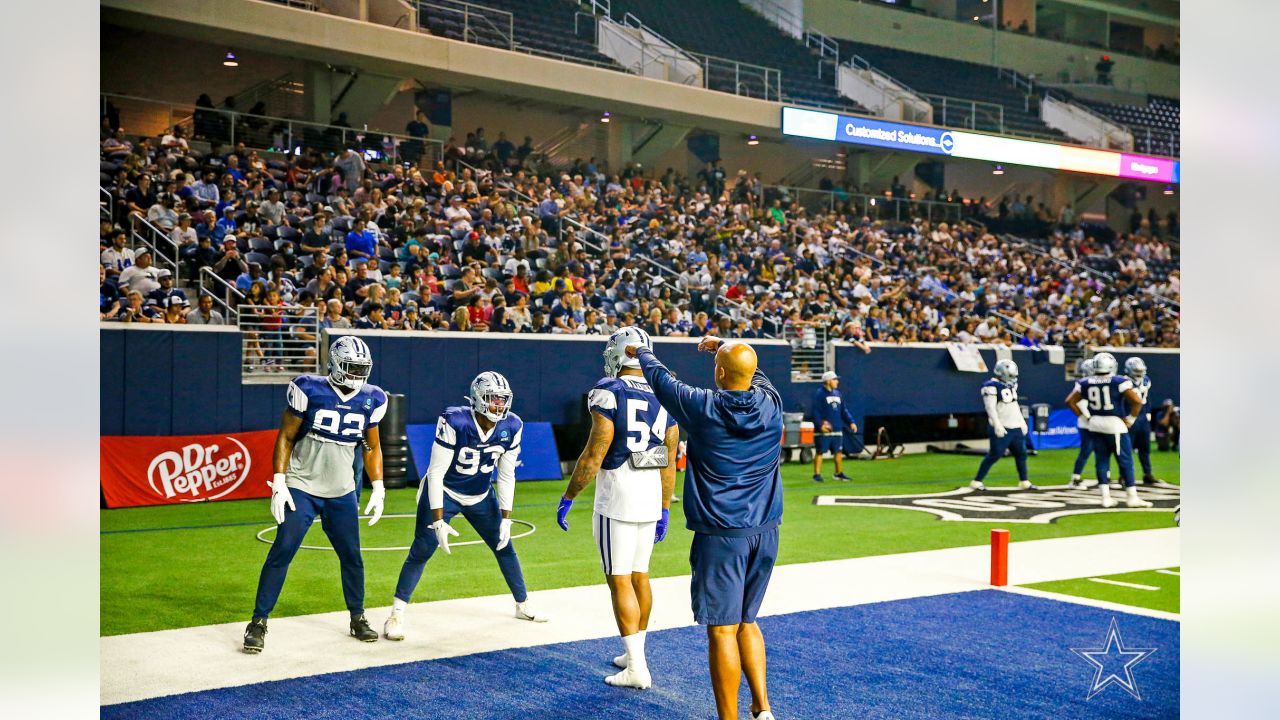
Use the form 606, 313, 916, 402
624, 334, 783, 720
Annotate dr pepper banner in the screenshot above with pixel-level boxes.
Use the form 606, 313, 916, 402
100, 430, 276, 508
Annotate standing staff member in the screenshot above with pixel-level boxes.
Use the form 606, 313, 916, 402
627, 335, 782, 720
811, 370, 857, 483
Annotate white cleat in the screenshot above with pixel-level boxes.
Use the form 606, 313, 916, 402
515, 601, 549, 623
1125, 488, 1153, 508
1017, 480, 1038, 491
753, 712, 777, 720
613, 653, 628, 669
383, 611, 405, 641
604, 665, 652, 689
969, 481, 986, 491
1100, 496, 1118, 508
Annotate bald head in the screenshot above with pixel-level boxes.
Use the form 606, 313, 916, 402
715, 341, 757, 391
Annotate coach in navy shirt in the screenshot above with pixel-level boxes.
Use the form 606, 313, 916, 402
630, 335, 782, 720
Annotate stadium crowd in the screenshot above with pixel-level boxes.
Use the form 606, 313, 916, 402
99, 112, 1181, 361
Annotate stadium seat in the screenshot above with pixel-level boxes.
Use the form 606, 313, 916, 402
245, 251, 271, 267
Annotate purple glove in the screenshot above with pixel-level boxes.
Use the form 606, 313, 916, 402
556, 496, 573, 531
655, 508, 670, 542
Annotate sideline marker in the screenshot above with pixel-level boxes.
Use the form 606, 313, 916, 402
990, 529, 1009, 586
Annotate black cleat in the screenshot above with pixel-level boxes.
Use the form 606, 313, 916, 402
833, 472, 851, 482
243, 617, 267, 654
1142, 475, 1164, 486
350, 614, 378, 642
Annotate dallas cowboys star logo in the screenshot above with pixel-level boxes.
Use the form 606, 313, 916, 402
1071, 617, 1157, 700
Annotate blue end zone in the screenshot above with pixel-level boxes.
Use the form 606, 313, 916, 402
103, 590, 1178, 719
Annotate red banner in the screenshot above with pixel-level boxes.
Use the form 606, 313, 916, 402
100, 430, 277, 508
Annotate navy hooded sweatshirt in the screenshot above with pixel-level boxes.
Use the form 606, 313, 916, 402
637, 347, 784, 537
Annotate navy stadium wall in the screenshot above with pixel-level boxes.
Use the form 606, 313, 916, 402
100, 327, 1179, 438
833, 344, 1180, 424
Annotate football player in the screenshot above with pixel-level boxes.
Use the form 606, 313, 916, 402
384, 371, 546, 640
557, 327, 679, 690
811, 371, 858, 483
970, 359, 1037, 491
244, 335, 387, 653
1069, 359, 1097, 489
1065, 352, 1152, 508
1124, 357, 1162, 485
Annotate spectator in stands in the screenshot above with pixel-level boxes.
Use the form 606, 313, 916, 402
236, 262, 266, 294
118, 290, 161, 323
213, 237, 248, 286
334, 144, 367, 192
449, 306, 471, 332
345, 218, 377, 261
118, 249, 161, 296
321, 298, 351, 329
147, 269, 186, 308
125, 174, 157, 217
100, 266, 121, 321
187, 294, 225, 325
161, 296, 189, 324
170, 213, 197, 252
101, 230, 134, 278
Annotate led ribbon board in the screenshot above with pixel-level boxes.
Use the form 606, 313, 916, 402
781, 107, 1179, 184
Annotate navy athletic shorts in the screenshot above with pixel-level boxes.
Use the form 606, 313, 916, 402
689, 526, 780, 626
815, 433, 843, 455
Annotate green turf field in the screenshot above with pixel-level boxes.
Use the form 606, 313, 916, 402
100, 448, 1179, 636
1023, 567, 1180, 613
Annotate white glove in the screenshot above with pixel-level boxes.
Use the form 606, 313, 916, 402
992, 424, 1007, 439
430, 518, 460, 555
496, 518, 513, 551
270, 473, 295, 525
364, 480, 385, 526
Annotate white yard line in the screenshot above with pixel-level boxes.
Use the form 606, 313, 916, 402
1156, 569, 1180, 576
101, 528, 1179, 706
1087, 577, 1162, 591
998, 585, 1180, 621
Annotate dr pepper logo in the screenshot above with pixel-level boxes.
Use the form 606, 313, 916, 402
146, 438, 251, 501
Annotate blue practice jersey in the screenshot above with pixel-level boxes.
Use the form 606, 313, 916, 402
286, 374, 388, 445
812, 387, 855, 430
433, 406, 523, 497
981, 378, 1025, 429
587, 375, 677, 472
1075, 375, 1135, 418
1130, 375, 1152, 414
284, 375, 387, 497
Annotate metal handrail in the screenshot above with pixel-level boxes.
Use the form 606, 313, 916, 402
455, 159, 769, 332
100, 186, 113, 221
1001, 234, 1181, 310
620, 12, 683, 55
579, 0, 610, 17
127, 213, 182, 285
416, 0, 515, 50
918, 92, 1006, 134
200, 266, 246, 322
101, 92, 444, 165
846, 54, 920, 96
238, 303, 321, 379
769, 183, 966, 224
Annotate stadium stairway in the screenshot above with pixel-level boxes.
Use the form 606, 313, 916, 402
607, 0, 868, 113
834, 40, 1069, 141
420, 0, 624, 70
427, 0, 627, 69
1074, 95, 1180, 156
